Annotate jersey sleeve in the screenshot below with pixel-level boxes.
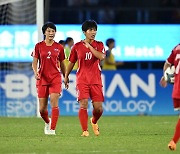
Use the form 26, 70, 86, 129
167, 45, 179, 64
58, 45, 65, 62
31, 43, 39, 59
98, 42, 106, 54
69, 45, 77, 63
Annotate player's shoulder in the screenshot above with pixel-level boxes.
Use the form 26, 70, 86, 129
36, 41, 44, 46
72, 41, 83, 49
94, 40, 103, 45
34, 41, 44, 49
53, 41, 60, 46
74, 41, 83, 46
53, 41, 64, 49
173, 44, 180, 51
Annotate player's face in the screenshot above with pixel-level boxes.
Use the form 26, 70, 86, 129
69, 40, 74, 47
110, 42, 115, 49
84, 28, 97, 40
44, 27, 56, 41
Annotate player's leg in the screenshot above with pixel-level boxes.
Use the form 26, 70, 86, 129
49, 83, 61, 134
37, 85, 49, 123
39, 98, 49, 123
49, 93, 60, 131
90, 102, 103, 136
79, 99, 89, 136
37, 85, 50, 134
91, 102, 103, 124
77, 84, 89, 137
90, 85, 104, 136
168, 117, 180, 150
168, 99, 180, 150
39, 97, 51, 134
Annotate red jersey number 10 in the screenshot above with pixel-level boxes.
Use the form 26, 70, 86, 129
85, 52, 92, 60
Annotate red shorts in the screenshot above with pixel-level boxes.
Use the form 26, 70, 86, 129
76, 84, 104, 102
173, 98, 180, 110
36, 83, 61, 98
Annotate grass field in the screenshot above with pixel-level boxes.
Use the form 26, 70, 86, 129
0, 116, 179, 154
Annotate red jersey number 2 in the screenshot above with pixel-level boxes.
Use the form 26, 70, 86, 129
85, 52, 92, 60
47, 51, 51, 59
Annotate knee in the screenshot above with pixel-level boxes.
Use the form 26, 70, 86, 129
94, 107, 103, 113
79, 99, 88, 109
39, 105, 47, 113
39, 108, 46, 113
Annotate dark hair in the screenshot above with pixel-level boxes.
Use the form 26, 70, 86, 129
81, 20, 97, 32
65, 37, 73, 44
59, 40, 65, 45
42, 22, 56, 34
106, 38, 115, 47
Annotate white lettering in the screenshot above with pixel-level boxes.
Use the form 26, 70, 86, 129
103, 100, 155, 113
124, 45, 163, 57
106, 74, 130, 98
131, 73, 155, 97
62, 100, 155, 113
6, 101, 35, 115
0, 74, 29, 98
0, 47, 33, 60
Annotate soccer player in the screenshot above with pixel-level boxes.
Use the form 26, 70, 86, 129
59, 40, 65, 47
64, 20, 106, 137
64, 37, 78, 70
160, 44, 180, 150
31, 22, 66, 135
102, 38, 123, 70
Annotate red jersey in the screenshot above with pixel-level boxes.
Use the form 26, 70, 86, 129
31, 41, 65, 85
167, 44, 180, 99
69, 40, 105, 85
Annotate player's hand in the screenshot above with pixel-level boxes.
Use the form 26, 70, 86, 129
64, 76, 69, 89
35, 72, 40, 80
83, 40, 90, 48
160, 76, 167, 88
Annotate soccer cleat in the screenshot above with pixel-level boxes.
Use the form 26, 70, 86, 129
44, 118, 51, 135
47, 129, 56, 135
90, 117, 99, 136
168, 140, 176, 151
81, 131, 89, 137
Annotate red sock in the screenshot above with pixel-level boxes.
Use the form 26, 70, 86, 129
51, 107, 59, 130
92, 109, 103, 124
40, 110, 50, 123
78, 108, 88, 131
173, 119, 180, 143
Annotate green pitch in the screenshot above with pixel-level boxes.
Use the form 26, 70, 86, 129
0, 116, 179, 154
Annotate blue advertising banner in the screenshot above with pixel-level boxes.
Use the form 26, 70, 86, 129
0, 70, 176, 117
0, 24, 180, 62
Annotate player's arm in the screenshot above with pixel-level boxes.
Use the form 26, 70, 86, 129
32, 57, 40, 80
64, 44, 77, 89
64, 62, 75, 89
163, 61, 171, 72
60, 60, 66, 77
83, 41, 105, 60
160, 61, 171, 87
